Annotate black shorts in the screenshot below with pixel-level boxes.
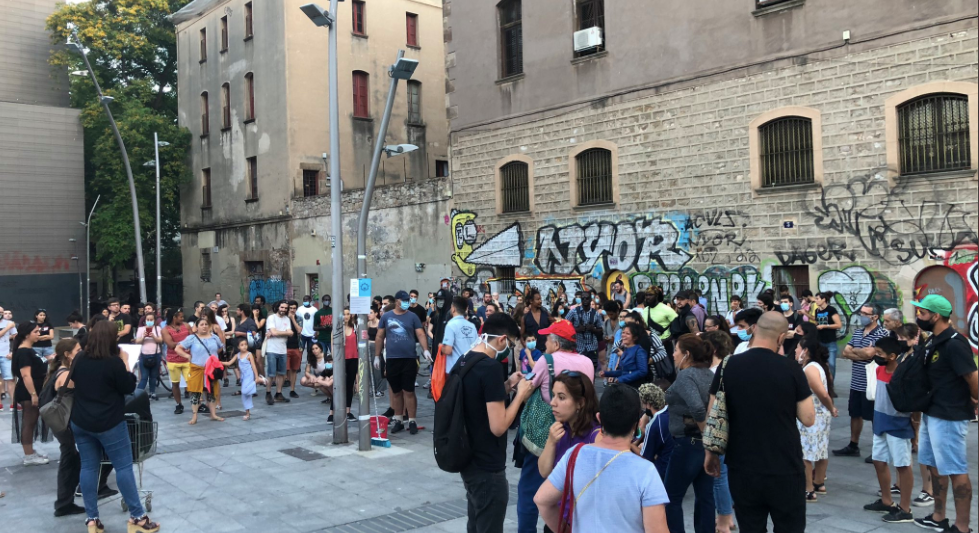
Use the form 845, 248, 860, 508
848, 390, 875, 420
386, 358, 418, 394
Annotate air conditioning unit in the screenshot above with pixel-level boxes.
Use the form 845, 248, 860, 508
573, 26, 603, 52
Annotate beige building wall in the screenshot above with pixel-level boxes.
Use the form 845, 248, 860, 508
174, 0, 451, 305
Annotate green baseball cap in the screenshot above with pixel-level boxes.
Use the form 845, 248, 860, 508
912, 294, 952, 318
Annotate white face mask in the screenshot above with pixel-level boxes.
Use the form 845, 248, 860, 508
480, 333, 509, 356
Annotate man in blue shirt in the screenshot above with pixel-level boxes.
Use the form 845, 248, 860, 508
441, 296, 480, 374
565, 292, 604, 376
374, 290, 431, 435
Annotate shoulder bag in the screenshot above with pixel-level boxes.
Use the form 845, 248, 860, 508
39, 359, 80, 434
703, 355, 731, 455
557, 443, 585, 533
519, 352, 556, 456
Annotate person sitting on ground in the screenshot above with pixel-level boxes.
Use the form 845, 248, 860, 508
535, 383, 669, 533
538, 372, 601, 479
300, 341, 333, 398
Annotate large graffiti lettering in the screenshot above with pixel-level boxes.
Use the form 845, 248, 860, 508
818, 266, 901, 340
246, 277, 293, 304
775, 240, 857, 266
535, 217, 692, 275
449, 210, 522, 276
806, 173, 978, 265
630, 266, 768, 315
459, 267, 584, 311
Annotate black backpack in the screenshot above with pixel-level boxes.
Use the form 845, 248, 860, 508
433, 353, 481, 473
887, 331, 967, 413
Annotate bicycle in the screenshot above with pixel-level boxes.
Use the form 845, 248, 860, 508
156, 361, 172, 393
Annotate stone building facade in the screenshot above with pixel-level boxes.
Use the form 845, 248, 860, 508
173, 0, 452, 303
444, 1, 979, 350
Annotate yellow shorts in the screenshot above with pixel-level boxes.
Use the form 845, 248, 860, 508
167, 362, 191, 386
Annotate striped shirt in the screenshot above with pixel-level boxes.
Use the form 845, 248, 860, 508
847, 325, 888, 392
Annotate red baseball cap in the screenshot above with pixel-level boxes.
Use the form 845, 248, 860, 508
539, 320, 576, 342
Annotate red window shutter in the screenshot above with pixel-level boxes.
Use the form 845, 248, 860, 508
406, 14, 417, 46
353, 72, 369, 117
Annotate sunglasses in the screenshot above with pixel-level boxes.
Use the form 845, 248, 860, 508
560, 370, 583, 378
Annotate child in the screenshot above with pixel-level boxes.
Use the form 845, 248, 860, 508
518, 334, 540, 374
862, 337, 915, 523
224, 338, 262, 420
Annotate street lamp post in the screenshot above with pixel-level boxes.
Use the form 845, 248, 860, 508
152, 134, 169, 308
67, 36, 148, 304
301, 1, 348, 444
82, 195, 101, 321
354, 51, 419, 451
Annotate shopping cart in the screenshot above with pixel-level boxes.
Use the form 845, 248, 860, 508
100, 414, 158, 513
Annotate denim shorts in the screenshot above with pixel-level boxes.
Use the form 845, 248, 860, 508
918, 414, 970, 475
872, 433, 912, 468
266, 352, 287, 376
0, 355, 11, 380
34, 346, 55, 360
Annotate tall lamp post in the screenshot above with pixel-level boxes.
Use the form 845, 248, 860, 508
354, 51, 419, 451
301, 1, 348, 444
144, 133, 170, 308
67, 34, 148, 304
81, 195, 101, 321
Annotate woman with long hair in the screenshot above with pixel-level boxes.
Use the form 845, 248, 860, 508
701, 331, 736, 533
202, 308, 227, 409
664, 334, 716, 533
813, 291, 843, 378
134, 312, 162, 400
219, 304, 238, 387
11, 321, 50, 466
600, 322, 649, 388
538, 371, 601, 478
46, 338, 86, 516
327, 309, 359, 423
70, 320, 160, 532
795, 329, 838, 501
161, 308, 192, 415
300, 341, 333, 398
32, 309, 56, 360
174, 316, 224, 425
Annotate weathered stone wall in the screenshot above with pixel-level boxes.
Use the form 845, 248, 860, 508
447, 29, 979, 349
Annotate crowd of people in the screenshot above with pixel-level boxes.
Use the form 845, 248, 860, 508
1, 279, 976, 533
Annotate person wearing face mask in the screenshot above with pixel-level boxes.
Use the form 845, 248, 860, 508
135, 312, 163, 400
731, 308, 763, 355
813, 291, 843, 377
833, 303, 888, 461
779, 296, 805, 356
909, 295, 977, 533
441, 296, 481, 375
407, 289, 430, 367
704, 312, 815, 533
374, 290, 431, 435
794, 332, 838, 502
297, 295, 317, 360
517, 334, 540, 374
313, 294, 333, 356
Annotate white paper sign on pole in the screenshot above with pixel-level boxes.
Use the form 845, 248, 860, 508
350, 278, 372, 314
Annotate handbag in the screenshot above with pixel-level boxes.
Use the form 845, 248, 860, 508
557, 443, 585, 533
865, 360, 879, 402
519, 352, 556, 456
39, 358, 80, 434
703, 355, 731, 455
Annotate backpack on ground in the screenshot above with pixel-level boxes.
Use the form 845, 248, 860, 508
886, 332, 966, 413
433, 353, 481, 473
519, 353, 556, 456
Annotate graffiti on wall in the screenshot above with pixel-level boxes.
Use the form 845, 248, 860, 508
805, 173, 978, 266
457, 266, 584, 311
449, 210, 522, 276
631, 266, 769, 315
245, 277, 293, 304
775, 239, 857, 266
914, 247, 979, 353
817, 265, 901, 339
534, 216, 692, 275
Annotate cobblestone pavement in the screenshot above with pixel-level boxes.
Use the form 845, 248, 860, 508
1, 361, 975, 533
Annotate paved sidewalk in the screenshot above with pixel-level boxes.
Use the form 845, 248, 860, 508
0, 361, 976, 533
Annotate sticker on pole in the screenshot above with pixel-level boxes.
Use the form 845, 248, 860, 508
350, 278, 372, 314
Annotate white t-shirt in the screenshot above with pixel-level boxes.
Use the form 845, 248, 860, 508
215, 316, 227, 331
265, 313, 292, 353
0, 319, 16, 357
441, 315, 479, 373
297, 306, 316, 337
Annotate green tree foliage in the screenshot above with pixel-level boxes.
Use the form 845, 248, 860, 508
46, 0, 191, 273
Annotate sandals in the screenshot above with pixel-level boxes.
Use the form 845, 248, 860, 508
86, 519, 105, 533
805, 491, 818, 503
128, 515, 160, 533
813, 483, 827, 494
232, 391, 242, 396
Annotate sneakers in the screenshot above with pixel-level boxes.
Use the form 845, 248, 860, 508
914, 514, 950, 531
148, 394, 158, 401
311, 389, 319, 397
266, 392, 274, 405
346, 412, 356, 422
382, 407, 395, 418
913, 491, 935, 506
97, 487, 119, 499
284, 379, 291, 388
949, 527, 974, 533
289, 390, 299, 399
864, 499, 898, 513
833, 443, 861, 457
174, 404, 184, 415
23, 453, 50, 466
877, 484, 901, 497
274, 392, 290, 403
408, 420, 418, 435
389, 420, 405, 434
882, 508, 914, 523
54, 503, 86, 517
865, 455, 874, 464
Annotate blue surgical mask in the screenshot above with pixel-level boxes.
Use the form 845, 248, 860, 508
737, 329, 752, 342
146, 320, 155, 327
303, 301, 311, 307
526, 341, 537, 351
324, 363, 333, 370
559, 308, 565, 316
618, 320, 626, 328
410, 297, 417, 304
323, 300, 331, 307
575, 297, 582, 305
857, 315, 872, 327
780, 303, 791, 311
428, 298, 434, 304
400, 301, 410, 311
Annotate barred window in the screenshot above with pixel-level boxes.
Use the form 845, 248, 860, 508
496, 267, 516, 295
500, 161, 529, 213
407, 81, 422, 124
575, 148, 613, 205
201, 251, 212, 283
303, 169, 319, 197
499, 0, 522, 78
575, 0, 604, 57
758, 116, 814, 187
898, 93, 970, 175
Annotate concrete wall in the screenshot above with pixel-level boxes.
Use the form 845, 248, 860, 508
447, 27, 979, 350
0, 0, 85, 323
0, 0, 69, 107
444, 0, 979, 130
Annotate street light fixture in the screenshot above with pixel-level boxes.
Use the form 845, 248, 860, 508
70, 70, 89, 76
302, 0, 348, 445
354, 49, 418, 451
81, 195, 101, 321
67, 31, 148, 304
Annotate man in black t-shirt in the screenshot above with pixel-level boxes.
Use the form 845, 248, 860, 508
706, 311, 814, 533
910, 295, 978, 533
107, 298, 134, 344
456, 314, 533, 533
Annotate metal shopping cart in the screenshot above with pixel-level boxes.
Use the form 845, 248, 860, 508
100, 413, 158, 513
